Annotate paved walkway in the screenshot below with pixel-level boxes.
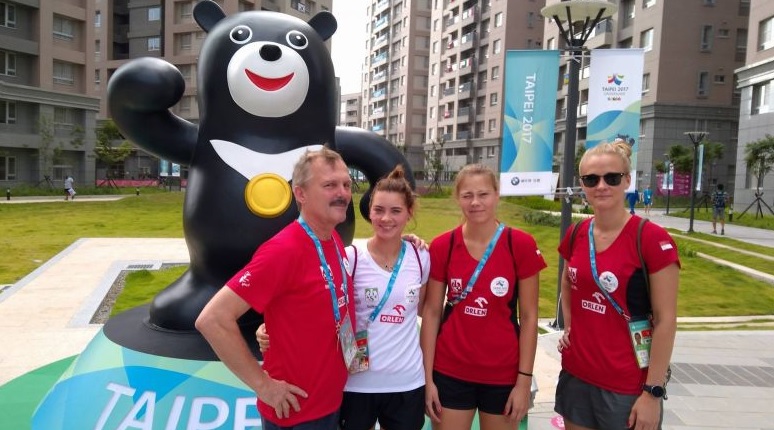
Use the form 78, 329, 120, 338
1, 204, 773, 428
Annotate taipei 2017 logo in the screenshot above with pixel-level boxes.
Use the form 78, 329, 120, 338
607, 74, 624, 85
603, 73, 628, 101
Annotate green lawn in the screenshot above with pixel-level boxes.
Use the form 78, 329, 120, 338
2, 190, 773, 318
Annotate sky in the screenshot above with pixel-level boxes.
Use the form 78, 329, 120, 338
330, 1, 368, 95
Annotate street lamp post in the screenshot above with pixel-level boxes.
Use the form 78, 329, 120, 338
684, 131, 708, 233
541, 0, 617, 329
664, 156, 673, 215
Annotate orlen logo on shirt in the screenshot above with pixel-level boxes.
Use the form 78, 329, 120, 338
380, 305, 406, 324
239, 271, 251, 288
463, 297, 488, 317
582, 299, 606, 315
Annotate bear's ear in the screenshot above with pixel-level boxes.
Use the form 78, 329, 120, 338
308, 11, 337, 41
194, 0, 226, 33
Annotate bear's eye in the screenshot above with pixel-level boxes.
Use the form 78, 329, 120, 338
230, 26, 252, 44
286, 31, 308, 50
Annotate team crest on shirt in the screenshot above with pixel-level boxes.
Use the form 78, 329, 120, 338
238, 271, 251, 288
364, 287, 379, 308
380, 304, 406, 324
490, 277, 508, 297
464, 296, 488, 317
449, 278, 463, 294
405, 284, 421, 304
568, 267, 578, 284
598, 271, 619, 292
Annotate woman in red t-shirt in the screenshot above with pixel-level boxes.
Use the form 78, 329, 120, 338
555, 140, 680, 430
420, 164, 546, 430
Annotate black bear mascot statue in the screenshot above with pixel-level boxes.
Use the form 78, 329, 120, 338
106, 1, 413, 355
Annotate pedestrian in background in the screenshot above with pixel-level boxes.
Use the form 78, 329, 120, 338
64, 175, 76, 201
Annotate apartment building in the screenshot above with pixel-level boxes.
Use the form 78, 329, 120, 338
0, 0, 101, 188
734, 0, 774, 210
91, 0, 332, 180
423, 0, 545, 178
544, 0, 748, 192
361, 0, 432, 176
340, 91, 362, 127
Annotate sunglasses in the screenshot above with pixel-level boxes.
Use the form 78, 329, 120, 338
579, 172, 626, 187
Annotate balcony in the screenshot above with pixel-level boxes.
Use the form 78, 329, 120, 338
458, 81, 472, 99
372, 52, 388, 65
457, 130, 471, 140
443, 110, 454, 119
461, 6, 476, 24
458, 57, 474, 75
374, 15, 390, 31
457, 106, 472, 121
372, 123, 385, 132
372, 88, 387, 99
371, 106, 386, 118
460, 31, 476, 50
375, 0, 390, 13
442, 86, 456, 98
444, 14, 460, 31
374, 33, 389, 48
372, 69, 387, 83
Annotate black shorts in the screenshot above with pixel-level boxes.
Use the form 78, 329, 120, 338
339, 386, 425, 430
554, 370, 663, 429
433, 370, 514, 415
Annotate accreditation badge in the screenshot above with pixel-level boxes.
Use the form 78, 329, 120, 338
338, 317, 358, 371
628, 318, 653, 369
349, 330, 370, 374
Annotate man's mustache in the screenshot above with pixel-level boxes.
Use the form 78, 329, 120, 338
330, 198, 349, 207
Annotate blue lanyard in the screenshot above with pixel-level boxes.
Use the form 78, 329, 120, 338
368, 241, 407, 324
588, 220, 629, 320
298, 217, 348, 324
450, 223, 505, 306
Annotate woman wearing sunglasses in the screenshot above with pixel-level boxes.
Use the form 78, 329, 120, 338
554, 141, 680, 430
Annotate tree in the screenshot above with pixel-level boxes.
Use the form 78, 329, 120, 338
700, 140, 724, 188
744, 134, 774, 192
94, 120, 134, 187
37, 116, 56, 187
658, 144, 693, 174
425, 138, 446, 193
574, 143, 586, 178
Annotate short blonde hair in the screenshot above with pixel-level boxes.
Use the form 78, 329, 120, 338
453, 163, 499, 197
291, 146, 343, 189
579, 140, 633, 175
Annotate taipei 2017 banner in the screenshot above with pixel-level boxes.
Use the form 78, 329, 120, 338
500, 50, 559, 196
586, 49, 644, 190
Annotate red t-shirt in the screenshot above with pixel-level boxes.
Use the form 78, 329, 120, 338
227, 221, 354, 426
429, 225, 547, 384
557, 216, 680, 395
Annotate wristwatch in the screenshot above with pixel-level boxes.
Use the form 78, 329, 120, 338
642, 384, 666, 398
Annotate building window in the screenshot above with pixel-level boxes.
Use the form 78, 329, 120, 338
95, 11, 101, 27
490, 92, 498, 105
714, 74, 725, 83
700, 25, 713, 51
54, 107, 74, 128
429, 106, 435, 118
547, 37, 556, 50
179, 33, 192, 51
752, 81, 770, 114
53, 15, 75, 40
0, 155, 16, 180
53, 61, 74, 85
430, 85, 436, 97
703, 0, 715, 5
0, 50, 15, 76
640, 28, 654, 52
493, 39, 502, 54
95, 69, 101, 85
759, 16, 774, 51
179, 95, 192, 113
643, 0, 655, 8
148, 6, 161, 21
697, 71, 709, 97
0, 2, 16, 28
488, 118, 497, 131
486, 146, 496, 158
148, 36, 160, 51
495, 12, 503, 27
0, 100, 16, 124
717, 28, 730, 38
178, 2, 193, 20
642, 73, 650, 92
491, 66, 500, 80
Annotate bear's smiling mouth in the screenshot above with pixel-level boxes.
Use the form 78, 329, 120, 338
245, 69, 294, 91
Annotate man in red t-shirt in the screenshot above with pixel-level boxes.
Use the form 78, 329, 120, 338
197, 148, 354, 429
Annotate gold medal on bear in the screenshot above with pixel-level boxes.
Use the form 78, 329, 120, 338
244, 173, 292, 217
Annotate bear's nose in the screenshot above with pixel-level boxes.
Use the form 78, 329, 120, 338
260, 44, 282, 62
